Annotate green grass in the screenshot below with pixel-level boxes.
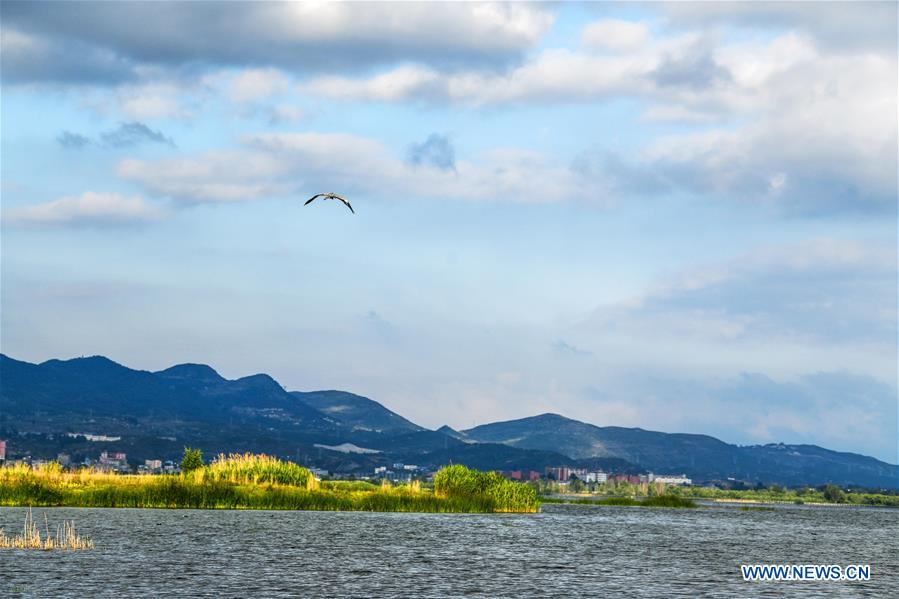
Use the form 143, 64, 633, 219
543, 480, 899, 508
0, 457, 538, 513
640, 495, 697, 508
666, 485, 899, 507
544, 495, 696, 508
433, 465, 539, 513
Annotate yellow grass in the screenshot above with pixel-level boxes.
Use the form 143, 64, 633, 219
0, 507, 94, 551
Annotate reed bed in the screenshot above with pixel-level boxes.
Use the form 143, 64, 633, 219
0, 507, 93, 550
434, 465, 539, 512
195, 453, 318, 489
545, 495, 697, 508
0, 457, 537, 513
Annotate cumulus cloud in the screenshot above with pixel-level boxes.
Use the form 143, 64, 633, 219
661, 1, 898, 53
2, 2, 554, 85
301, 17, 894, 215
303, 48, 656, 104
0, 26, 134, 85
3, 192, 164, 227
117, 131, 604, 205
582, 18, 650, 52
407, 133, 456, 171
596, 37, 897, 213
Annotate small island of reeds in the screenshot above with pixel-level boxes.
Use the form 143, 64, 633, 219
542, 495, 697, 508
0, 455, 538, 514
0, 507, 93, 550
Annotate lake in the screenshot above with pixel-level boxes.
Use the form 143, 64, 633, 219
1, 503, 896, 597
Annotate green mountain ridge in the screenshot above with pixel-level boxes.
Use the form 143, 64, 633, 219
1, 354, 896, 488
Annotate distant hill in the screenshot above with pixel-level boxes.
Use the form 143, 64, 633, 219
464, 414, 899, 488
0, 354, 574, 473
291, 390, 423, 434
1, 354, 896, 488
435, 425, 475, 443
0, 354, 329, 428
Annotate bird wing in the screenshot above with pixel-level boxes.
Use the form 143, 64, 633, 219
304, 194, 323, 205
334, 197, 354, 213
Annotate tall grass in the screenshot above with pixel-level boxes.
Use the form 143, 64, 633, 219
0, 458, 537, 513
195, 453, 317, 489
0, 507, 93, 550
434, 465, 538, 513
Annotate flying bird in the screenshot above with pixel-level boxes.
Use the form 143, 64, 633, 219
304, 192, 354, 214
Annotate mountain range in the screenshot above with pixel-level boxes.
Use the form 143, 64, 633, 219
1, 354, 896, 489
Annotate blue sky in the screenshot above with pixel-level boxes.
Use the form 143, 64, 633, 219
1, 2, 896, 462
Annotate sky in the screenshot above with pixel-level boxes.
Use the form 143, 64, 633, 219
1, 1, 896, 462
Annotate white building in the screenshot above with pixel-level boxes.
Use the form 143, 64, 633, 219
583, 471, 608, 483
648, 473, 692, 485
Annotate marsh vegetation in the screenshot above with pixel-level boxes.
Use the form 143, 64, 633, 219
0, 507, 93, 550
0, 456, 537, 513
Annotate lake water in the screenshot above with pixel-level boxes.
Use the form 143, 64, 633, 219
1, 503, 896, 597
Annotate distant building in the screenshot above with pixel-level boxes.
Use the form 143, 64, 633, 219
99, 451, 129, 472
547, 467, 591, 482
583, 471, 608, 484
501, 470, 542, 481
310, 468, 329, 479
610, 474, 642, 485
67, 433, 122, 442
144, 459, 163, 472
0, 439, 6, 464
648, 473, 692, 486
57, 453, 72, 467
546, 467, 571, 481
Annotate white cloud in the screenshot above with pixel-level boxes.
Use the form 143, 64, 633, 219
117, 149, 295, 204
3, 192, 164, 227
117, 131, 605, 205
3, 2, 554, 85
631, 41, 897, 212
582, 19, 650, 52
306, 65, 442, 102
302, 47, 661, 104
77, 77, 206, 120
228, 68, 290, 104
300, 17, 895, 214
661, 1, 897, 53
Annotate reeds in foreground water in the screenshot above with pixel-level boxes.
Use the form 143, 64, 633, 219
0, 507, 94, 550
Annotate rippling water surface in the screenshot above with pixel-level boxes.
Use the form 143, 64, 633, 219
1, 504, 896, 597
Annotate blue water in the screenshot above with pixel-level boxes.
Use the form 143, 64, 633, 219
1, 503, 896, 597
